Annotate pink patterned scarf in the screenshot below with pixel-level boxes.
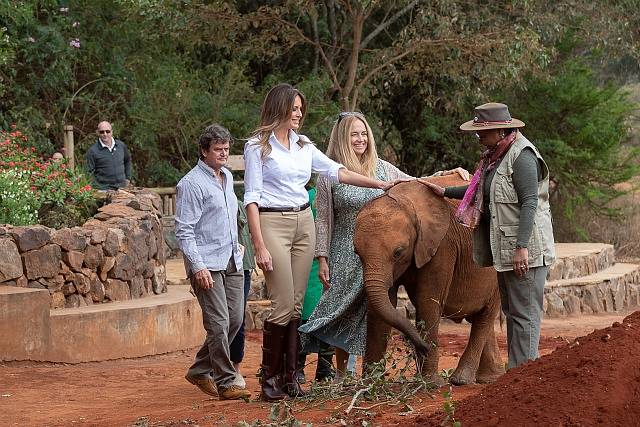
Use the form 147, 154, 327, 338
455, 131, 517, 228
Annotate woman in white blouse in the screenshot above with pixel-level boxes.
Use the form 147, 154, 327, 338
244, 83, 401, 401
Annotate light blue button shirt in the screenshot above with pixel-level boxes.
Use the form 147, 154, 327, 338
175, 160, 242, 274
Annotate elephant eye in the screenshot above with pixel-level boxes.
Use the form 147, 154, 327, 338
393, 246, 405, 258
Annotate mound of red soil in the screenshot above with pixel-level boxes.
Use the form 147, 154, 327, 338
415, 311, 640, 427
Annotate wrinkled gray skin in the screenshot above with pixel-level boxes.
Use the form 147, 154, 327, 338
354, 176, 504, 385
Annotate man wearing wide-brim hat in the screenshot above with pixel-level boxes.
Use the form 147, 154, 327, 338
425, 102, 556, 373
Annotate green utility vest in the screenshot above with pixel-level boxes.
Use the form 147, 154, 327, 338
472, 132, 556, 272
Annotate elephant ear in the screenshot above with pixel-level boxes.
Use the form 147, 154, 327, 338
407, 180, 451, 268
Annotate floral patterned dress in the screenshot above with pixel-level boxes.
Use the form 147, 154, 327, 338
299, 159, 411, 355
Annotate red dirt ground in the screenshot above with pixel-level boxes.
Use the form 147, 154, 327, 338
0, 313, 630, 426
416, 311, 640, 427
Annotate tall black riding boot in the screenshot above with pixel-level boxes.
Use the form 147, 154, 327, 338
260, 321, 287, 401
284, 318, 306, 397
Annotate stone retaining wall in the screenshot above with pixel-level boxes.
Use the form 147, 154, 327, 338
0, 189, 167, 308
547, 245, 615, 281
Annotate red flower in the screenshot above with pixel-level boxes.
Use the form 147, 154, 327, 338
8, 161, 15, 167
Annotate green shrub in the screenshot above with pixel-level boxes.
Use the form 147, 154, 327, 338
0, 127, 97, 227
0, 169, 41, 225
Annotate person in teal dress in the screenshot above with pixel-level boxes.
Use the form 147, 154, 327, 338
299, 112, 469, 377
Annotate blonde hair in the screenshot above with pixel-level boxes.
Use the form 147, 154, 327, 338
326, 113, 379, 178
250, 83, 308, 157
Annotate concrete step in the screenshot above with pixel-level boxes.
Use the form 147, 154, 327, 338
544, 263, 640, 317
0, 284, 204, 362
548, 243, 615, 281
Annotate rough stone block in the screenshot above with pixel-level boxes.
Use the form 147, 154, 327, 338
142, 261, 155, 279
100, 256, 116, 281
148, 233, 157, 259
130, 276, 145, 299
582, 286, 604, 313
61, 282, 76, 296
52, 228, 87, 252
83, 244, 104, 270
111, 253, 135, 281
63, 250, 85, 272
10, 225, 52, 251
545, 292, 565, 317
144, 278, 153, 294
72, 272, 91, 294
0, 238, 23, 282
22, 244, 62, 279
65, 293, 87, 308
564, 294, 581, 316
90, 228, 107, 244
104, 279, 131, 301
103, 229, 126, 256
89, 274, 105, 302
50, 291, 66, 309
130, 230, 149, 268
27, 280, 46, 289
152, 265, 167, 294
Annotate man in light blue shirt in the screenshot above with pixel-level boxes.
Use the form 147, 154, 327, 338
175, 124, 250, 401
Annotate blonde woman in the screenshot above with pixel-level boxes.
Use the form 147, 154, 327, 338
244, 85, 404, 401
299, 112, 468, 377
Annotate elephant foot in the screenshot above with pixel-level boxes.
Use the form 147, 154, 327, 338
420, 372, 446, 387
475, 365, 505, 384
449, 366, 476, 386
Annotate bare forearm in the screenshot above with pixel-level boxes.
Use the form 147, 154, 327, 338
338, 168, 385, 189
246, 203, 265, 250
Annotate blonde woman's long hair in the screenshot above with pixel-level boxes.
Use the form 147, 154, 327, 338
326, 113, 379, 178
250, 83, 308, 157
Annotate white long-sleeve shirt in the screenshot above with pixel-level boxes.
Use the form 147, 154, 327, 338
243, 130, 343, 208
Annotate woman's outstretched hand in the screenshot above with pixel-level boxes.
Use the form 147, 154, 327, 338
442, 167, 471, 181
423, 181, 446, 197
380, 177, 415, 191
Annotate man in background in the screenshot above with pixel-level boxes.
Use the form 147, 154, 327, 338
85, 121, 132, 190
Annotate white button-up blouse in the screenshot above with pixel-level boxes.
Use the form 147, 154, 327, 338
243, 130, 343, 208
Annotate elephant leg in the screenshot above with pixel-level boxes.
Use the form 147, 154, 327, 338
450, 299, 500, 386
411, 292, 445, 386
475, 327, 505, 384
364, 308, 392, 374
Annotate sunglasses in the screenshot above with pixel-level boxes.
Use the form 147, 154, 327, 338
337, 111, 365, 123
98, 130, 112, 134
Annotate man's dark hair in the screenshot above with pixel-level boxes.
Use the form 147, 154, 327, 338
198, 124, 232, 159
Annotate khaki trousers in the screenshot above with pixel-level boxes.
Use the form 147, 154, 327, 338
260, 208, 315, 326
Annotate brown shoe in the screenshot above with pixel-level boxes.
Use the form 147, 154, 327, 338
219, 385, 252, 401
185, 374, 218, 397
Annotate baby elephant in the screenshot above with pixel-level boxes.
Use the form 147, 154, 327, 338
354, 176, 504, 385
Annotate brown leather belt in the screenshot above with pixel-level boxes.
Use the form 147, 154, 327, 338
258, 202, 310, 213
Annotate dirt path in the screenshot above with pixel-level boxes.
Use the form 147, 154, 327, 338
0, 313, 628, 426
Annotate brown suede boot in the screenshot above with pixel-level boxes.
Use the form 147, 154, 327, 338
284, 318, 306, 398
260, 321, 287, 401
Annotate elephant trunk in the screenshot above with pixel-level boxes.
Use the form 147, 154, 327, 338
364, 274, 431, 356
